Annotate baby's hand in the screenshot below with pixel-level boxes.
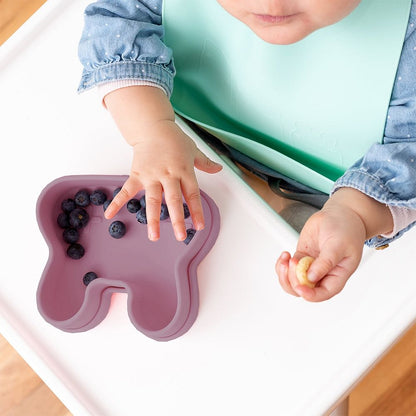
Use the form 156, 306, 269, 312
104, 119, 222, 241
276, 201, 367, 301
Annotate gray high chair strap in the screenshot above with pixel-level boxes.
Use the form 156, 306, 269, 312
186, 120, 328, 209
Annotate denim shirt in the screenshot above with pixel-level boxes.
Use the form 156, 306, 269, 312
78, 0, 416, 248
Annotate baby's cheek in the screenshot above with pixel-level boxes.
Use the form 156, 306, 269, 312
307, 0, 361, 28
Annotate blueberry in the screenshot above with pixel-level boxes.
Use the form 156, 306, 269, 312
67, 243, 85, 259
57, 212, 70, 229
69, 208, 89, 229
109, 220, 126, 239
90, 189, 107, 206
113, 187, 122, 198
83, 271, 98, 286
63, 228, 79, 244
139, 195, 146, 208
61, 198, 76, 213
183, 203, 190, 219
183, 228, 196, 245
136, 207, 147, 224
103, 199, 112, 212
74, 190, 90, 207
160, 203, 169, 220
127, 198, 140, 213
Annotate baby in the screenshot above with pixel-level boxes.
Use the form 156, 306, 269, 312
78, 0, 416, 301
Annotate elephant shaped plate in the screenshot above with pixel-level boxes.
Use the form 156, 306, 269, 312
36, 175, 220, 341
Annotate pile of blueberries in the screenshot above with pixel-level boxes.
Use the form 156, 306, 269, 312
56, 187, 196, 286
57, 188, 107, 260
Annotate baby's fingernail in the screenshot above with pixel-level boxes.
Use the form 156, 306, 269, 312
307, 271, 319, 282
148, 231, 157, 241
196, 222, 204, 231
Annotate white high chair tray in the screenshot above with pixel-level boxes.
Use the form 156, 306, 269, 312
1, 1, 415, 415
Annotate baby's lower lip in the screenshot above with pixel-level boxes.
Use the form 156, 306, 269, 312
254, 13, 296, 24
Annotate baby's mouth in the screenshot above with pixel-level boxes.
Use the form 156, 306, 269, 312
253, 13, 298, 24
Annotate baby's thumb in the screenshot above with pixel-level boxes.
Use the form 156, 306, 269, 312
194, 149, 223, 174
307, 245, 344, 283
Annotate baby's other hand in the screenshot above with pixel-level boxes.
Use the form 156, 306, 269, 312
276, 202, 367, 302
104, 120, 222, 241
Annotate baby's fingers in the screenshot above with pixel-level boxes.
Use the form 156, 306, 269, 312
162, 178, 187, 241
105, 175, 143, 219
306, 244, 345, 284
291, 246, 349, 301
181, 175, 204, 231
293, 274, 348, 302
194, 148, 223, 174
276, 252, 299, 297
144, 182, 163, 241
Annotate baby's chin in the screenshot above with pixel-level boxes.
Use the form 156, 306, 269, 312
244, 16, 318, 45
249, 25, 316, 45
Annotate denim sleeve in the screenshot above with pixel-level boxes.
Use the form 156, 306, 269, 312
332, 1, 416, 248
77, 0, 174, 96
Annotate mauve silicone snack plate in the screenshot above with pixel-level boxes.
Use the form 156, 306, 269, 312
36, 175, 220, 341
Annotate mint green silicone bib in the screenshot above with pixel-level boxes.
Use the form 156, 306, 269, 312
163, 0, 411, 193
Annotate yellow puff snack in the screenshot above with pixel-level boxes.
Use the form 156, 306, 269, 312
295, 256, 316, 288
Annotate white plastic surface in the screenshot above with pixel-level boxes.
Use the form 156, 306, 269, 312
1, 1, 415, 415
